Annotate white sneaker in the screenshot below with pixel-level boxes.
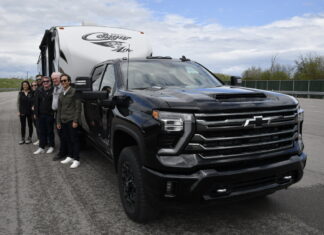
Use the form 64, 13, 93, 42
70, 160, 80, 169
33, 148, 45, 154
33, 140, 39, 145
46, 147, 54, 154
61, 157, 73, 164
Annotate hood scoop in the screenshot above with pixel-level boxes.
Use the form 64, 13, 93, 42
209, 92, 267, 102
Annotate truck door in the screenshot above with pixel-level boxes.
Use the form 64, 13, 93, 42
84, 64, 106, 137
98, 64, 116, 145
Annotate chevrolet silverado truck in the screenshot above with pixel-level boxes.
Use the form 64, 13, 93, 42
75, 56, 307, 223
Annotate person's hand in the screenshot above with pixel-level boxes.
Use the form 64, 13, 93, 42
31, 106, 34, 111
17, 112, 20, 116
57, 124, 61, 129
34, 115, 37, 120
72, 122, 78, 128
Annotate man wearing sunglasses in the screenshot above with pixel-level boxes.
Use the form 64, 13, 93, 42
57, 74, 81, 168
35, 74, 43, 89
33, 76, 55, 155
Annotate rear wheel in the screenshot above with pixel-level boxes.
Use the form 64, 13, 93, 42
117, 146, 159, 223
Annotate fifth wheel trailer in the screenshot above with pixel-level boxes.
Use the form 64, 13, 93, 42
37, 25, 152, 80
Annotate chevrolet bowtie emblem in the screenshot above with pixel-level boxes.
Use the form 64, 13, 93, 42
244, 116, 272, 127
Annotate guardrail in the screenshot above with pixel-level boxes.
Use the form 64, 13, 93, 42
241, 80, 324, 99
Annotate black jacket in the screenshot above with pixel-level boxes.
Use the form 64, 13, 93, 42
17, 91, 33, 115
34, 87, 54, 117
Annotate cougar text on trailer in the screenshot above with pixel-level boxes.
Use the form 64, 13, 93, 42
37, 26, 152, 80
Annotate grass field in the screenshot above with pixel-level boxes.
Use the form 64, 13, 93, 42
0, 78, 35, 90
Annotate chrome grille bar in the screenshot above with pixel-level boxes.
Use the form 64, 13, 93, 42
188, 107, 298, 159
197, 120, 298, 131
187, 135, 296, 151
195, 108, 297, 118
192, 126, 297, 142
199, 144, 294, 159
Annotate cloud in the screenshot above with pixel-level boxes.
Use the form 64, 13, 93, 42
0, 0, 324, 78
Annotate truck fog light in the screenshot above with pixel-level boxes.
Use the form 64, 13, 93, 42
217, 188, 228, 193
283, 175, 292, 180
158, 154, 198, 168
165, 181, 176, 198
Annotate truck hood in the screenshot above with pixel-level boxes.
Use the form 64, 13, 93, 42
130, 86, 298, 112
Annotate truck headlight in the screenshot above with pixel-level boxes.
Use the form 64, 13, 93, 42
152, 110, 193, 132
298, 106, 304, 122
152, 110, 194, 155
297, 104, 304, 152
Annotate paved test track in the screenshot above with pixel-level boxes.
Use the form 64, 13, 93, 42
0, 91, 324, 234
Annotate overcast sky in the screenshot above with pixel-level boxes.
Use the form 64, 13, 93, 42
0, 0, 324, 78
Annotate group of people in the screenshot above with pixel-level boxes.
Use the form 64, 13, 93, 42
17, 72, 82, 168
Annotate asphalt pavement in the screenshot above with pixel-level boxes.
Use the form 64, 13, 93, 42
0, 91, 323, 234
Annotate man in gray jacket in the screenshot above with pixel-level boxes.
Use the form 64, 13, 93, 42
56, 74, 81, 168
51, 72, 66, 160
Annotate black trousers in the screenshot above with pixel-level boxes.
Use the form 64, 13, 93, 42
61, 121, 80, 161
19, 114, 33, 139
55, 120, 68, 157
39, 114, 55, 149
33, 116, 40, 140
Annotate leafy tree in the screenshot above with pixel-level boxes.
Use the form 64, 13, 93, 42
294, 54, 324, 80
214, 73, 231, 81
242, 56, 292, 80
242, 66, 262, 80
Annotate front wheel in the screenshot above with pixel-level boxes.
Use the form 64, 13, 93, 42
117, 146, 159, 223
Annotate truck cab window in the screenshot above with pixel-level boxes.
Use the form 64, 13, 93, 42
92, 65, 105, 91
100, 64, 116, 94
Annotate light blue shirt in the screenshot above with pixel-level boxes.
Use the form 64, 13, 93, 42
52, 84, 63, 111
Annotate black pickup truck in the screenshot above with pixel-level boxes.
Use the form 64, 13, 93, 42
75, 57, 307, 223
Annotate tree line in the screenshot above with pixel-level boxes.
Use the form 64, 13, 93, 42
242, 54, 324, 80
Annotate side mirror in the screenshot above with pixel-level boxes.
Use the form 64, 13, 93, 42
230, 76, 242, 86
82, 91, 109, 101
75, 77, 91, 91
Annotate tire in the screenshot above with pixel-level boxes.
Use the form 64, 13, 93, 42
117, 146, 159, 223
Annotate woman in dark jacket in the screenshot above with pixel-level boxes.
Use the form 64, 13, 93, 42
17, 80, 33, 144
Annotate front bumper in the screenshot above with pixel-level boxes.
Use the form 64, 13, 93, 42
143, 153, 307, 201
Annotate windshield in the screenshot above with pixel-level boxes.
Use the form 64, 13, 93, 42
120, 61, 222, 89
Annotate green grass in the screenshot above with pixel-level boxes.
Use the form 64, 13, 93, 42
0, 78, 34, 89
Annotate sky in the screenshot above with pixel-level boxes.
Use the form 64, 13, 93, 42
0, 0, 324, 78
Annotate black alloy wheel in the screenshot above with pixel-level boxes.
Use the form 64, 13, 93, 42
117, 146, 159, 223
121, 160, 136, 213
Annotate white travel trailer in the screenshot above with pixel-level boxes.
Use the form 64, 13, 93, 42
37, 26, 152, 81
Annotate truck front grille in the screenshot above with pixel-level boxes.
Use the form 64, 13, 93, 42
187, 105, 298, 160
